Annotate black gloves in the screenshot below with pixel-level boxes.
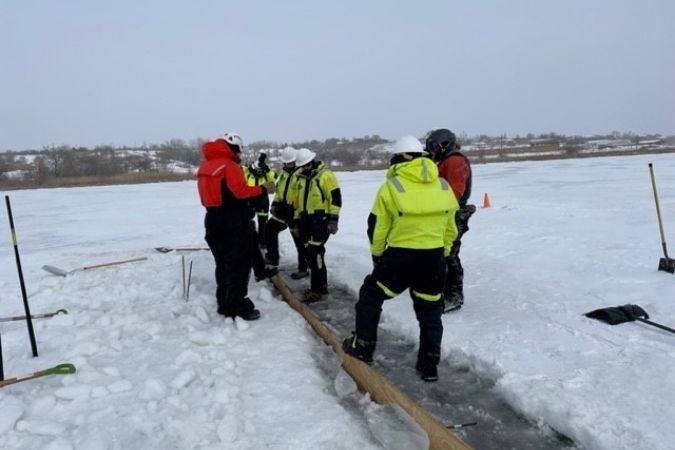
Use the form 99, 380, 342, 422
327, 214, 339, 234
372, 255, 383, 265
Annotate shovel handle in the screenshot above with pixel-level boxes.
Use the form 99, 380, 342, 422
649, 163, 669, 258
636, 318, 675, 335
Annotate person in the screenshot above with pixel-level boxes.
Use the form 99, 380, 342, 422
342, 135, 459, 382
425, 129, 475, 313
263, 147, 308, 278
291, 148, 341, 303
196, 132, 275, 321
243, 152, 276, 247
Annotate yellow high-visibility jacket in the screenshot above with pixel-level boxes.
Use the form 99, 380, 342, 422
293, 162, 341, 218
273, 167, 301, 205
243, 166, 276, 186
368, 156, 459, 256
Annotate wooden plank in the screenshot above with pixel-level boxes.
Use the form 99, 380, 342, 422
271, 275, 473, 450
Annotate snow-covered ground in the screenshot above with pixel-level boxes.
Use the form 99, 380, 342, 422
1, 153, 674, 450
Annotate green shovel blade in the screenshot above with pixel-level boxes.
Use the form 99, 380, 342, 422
46, 363, 76, 375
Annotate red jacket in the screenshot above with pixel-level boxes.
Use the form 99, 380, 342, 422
197, 139, 262, 207
438, 152, 472, 206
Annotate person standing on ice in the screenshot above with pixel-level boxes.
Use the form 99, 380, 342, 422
343, 135, 458, 382
243, 151, 276, 247
263, 147, 308, 277
197, 133, 275, 321
425, 129, 475, 313
291, 148, 342, 303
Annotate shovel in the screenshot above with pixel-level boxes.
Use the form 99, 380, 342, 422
585, 304, 675, 335
42, 256, 148, 277
649, 163, 675, 273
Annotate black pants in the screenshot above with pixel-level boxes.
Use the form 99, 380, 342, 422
264, 216, 307, 271
354, 247, 445, 365
444, 206, 473, 301
298, 214, 330, 292
204, 210, 252, 315
250, 195, 270, 245
249, 221, 266, 280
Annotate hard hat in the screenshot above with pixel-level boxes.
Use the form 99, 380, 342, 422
280, 147, 297, 163
222, 132, 244, 151
392, 135, 424, 154
295, 148, 316, 166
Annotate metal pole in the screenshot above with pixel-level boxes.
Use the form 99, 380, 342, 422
5, 196, 38, 357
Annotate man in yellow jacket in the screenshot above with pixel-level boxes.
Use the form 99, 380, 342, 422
264, 147, 307, 277
343, 135, 459, 382
292, 148, 342, 303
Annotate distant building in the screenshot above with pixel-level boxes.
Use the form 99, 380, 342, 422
529, 139, 560, 149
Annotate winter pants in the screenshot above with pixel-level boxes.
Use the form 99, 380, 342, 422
298, 213, 330, 293
354, 247, 445, 366
249, 195, 270, 246
444, 206, 473, 302
264, 215, 307, 272
204, 211, 252, 315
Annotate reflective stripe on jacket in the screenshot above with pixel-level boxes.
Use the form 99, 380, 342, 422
368, 156, 459, 256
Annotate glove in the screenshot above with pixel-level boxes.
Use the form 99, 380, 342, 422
372, 254, 383, 266
262, 181, 276, 195
327, 214, 339, 235
291, 225, 300, 237
270, 201, 282, 217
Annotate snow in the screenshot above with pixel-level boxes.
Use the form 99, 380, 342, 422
1, 153, 674, 450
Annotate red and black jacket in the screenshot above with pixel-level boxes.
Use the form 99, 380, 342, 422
438, 150, 472, 207
197, 139, 263, 211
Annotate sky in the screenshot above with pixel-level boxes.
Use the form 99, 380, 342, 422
1, 153, 675, 449
1, 0, 675, 150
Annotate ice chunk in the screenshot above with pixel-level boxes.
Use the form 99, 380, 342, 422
170, 368, 197, 389
54, 386, 92, 400
366, 403, 429, 450
142, 378, 167, 399
0, 396, 25, 433
334, 368, 358, 398
108, 379, 133, 393
216, 414, 239, 443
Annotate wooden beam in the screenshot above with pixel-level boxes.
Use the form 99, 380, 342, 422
271, 275, 473, 450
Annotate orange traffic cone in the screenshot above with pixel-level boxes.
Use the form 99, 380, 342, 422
482, 193, 491, 208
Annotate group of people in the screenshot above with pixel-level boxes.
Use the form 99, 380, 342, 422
196, 133, 342, 321
196, 128, 474, 382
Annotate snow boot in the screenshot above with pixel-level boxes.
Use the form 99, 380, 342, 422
416, 360, 438, 382
443, 293, 464, 313
342, 333, 375, 364
302, 290, 325, 304
290, 270, 309, 280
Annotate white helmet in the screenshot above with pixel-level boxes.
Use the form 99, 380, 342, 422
392, 135, 424, 154
295, 148, 316, 166
280, 147, 297, 163
222, 132, 244, 151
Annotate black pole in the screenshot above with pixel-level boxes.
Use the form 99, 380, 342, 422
4, 196, 38, 357
0, 332, 4, 380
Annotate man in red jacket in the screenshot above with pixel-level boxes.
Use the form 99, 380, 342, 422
197, 132, 275, 320
425, 129, 476, 313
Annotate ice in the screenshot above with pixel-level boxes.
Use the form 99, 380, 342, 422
170, 368, 197, 389
0, 396, 25, 433
365, 404, 429, 450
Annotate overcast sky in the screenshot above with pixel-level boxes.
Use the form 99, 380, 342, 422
1, 1, 674, 150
